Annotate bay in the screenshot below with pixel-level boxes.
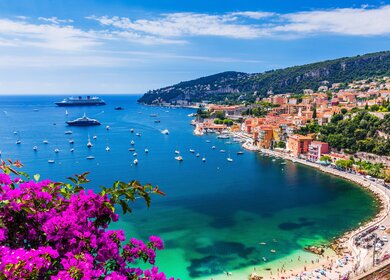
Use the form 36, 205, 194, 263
0, 95, 378, 279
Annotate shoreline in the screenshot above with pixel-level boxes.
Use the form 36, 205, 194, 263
257, 148, 390, 279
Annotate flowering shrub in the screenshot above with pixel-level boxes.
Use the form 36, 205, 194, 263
0, 160, 174, 280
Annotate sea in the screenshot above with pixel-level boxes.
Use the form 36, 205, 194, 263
0, 95, 378, 279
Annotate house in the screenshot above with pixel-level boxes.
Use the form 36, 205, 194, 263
308, 141, 329, 162
287, 134, 313, 157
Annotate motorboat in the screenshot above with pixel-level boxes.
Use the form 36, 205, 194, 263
133, 153, 137, 157
33, 146, 38, 151
16, 140, 21, 145
196, 153, 200, 157
136, 133, 141, 137
86, 156, 95, 160
87, 139, 93, 148
66, 114, 101, 126
220, 150, 226, 153
128, 148, 135, 151
145, 149, 149, 153
154, 120, 161, 123
43, 140, 49, 144
237, 151, 244, 155
48, 160, 55, 164
161, 129, 169, 135
70, 148, 74, 152
133, 159, 138, 165
202, 157, 206, 162
64, 131, 73, 135
130, 128, 134, 133
175, 156, 183, 161
175, 150, 180, 154
212, 146, 216, 149
130, 140, 135, 145
206, 140, 211, 143
189, 149, 195, 153
69, 139, 74, 144
227, 157, 233, 162
105, 146, 110, 152
106, 125, 110, 130
93, 135, 97, 140
54, 148, 59, 153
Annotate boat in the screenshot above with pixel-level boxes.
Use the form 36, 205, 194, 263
130, 140, 135, 145
259, 242, 266, 245
225, 141, 232, 144
272, 159, 276, 162
262, 257, 267, 262
133, 159, 138, 165
48, 160, 55, 164
237, 151, 244, 155
188, 113, 195, 117
66, 114, 101, 126
64, 130, 73, 135
55, 96, 106, 106
212, 146, 216, 149
161, 129, 169, 135
69, 139, 74, 144
86, 156, 95, 160
145, 149, 149, 153
206, 140, 211, 143
70, 148, 74, 152
43, 140, 49, 144
136, 133, 141, 137
154, 120, 161, 123
270, 249, 276, 253
87, 137, 93, 148
202, 157, 206, 162
280, 162, 287, 165
220, 150, 226, 153
227, 157, 233, 162
133, 153, 137, 157
93, 135, 97, 140
130, 128, 134, 133
196, 153, 200, 157
33, 146, 38, 151
128, 148, 135, 151
217, 134, 230, 139
105, 146, 110, 152
189, 149, 195, 153
175, 156, 183, 161
13, 131, 18, 135
106, 125, 110, 130
175, 150, 180, 154
114, 107, 124, 110
150, 114, 158, 117
65, 110, 68, 115
54, 148, 59, 153
16, 140, 21, 145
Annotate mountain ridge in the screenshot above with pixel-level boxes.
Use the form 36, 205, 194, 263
138, 51, 390, 104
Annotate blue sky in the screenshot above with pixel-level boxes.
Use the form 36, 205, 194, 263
0, 0, 389, 94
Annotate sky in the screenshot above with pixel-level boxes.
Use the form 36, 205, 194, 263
0, 0, 389, 94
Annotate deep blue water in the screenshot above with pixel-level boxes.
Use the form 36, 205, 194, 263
0, 95, 378, 279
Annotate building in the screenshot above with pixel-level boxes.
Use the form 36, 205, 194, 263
287, 134, 313, 157
256, 125, 274, 149
308, 141, 329, 162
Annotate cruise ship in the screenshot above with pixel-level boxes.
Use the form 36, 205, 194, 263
66, 114, 101, 126
55, 96, 106, 106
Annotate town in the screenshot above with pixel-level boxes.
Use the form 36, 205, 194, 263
192, 76, 390, 183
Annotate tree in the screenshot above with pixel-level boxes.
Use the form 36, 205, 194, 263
320, 155, 332, 162
275, 141, 286, 149
335, 159, 353, 170
312, 107, 317, 119
0, 160, 173, 280
214, 110, 225, 120
341, 108, 348, 114
331, 114, 343, 124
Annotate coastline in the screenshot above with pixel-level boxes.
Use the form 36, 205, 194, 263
257, 148, 390, 279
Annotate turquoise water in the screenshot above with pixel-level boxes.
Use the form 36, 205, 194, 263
0, 95, 378, 279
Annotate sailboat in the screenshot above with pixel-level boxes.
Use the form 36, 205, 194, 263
87, 136, 93, 148
65, 110, 68, 116
15, 132, 21, 144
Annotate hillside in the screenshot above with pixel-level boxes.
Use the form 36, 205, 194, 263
138, 51, 390, 104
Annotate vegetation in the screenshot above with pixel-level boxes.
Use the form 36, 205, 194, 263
335, 159, 354, 170
0, 160, 173, 280
138, 51, 390, 104
355, 160, 385, 178
298, 111, 390, 156
319, 155, 332, 162
275, 141, 286, 149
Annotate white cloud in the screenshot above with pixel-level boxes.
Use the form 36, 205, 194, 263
38, 17, 74, 24
0, 18, 101, 51
229, 11, 275, 20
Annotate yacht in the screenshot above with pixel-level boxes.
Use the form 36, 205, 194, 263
55, 96, 106, 106
130, 128, 134, 133
66, 114, 101, 126
106, 125, 110, 130
189, 149, 195, 153
133, 153, 137, 157
86, 156, 95, 160
43, 140, 49, 144
202, 157, 206, 162
16, 140, 21, 145
133, 159, 138, 165
217, 134, 230, 139
145, 148, 149, 153
237, 151, 244, 155
93, 135, 97, 140
136, 133, 141, 137
175, 156, 183, 161
48, 160, 55, 164
212, 146, 216, 149
64, 131, 73, 135
128, 147, 135, 151
69, 139, 74, 144
161, 129, 169, 135
196, 153, 200, 157
70, 148, 74, 152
